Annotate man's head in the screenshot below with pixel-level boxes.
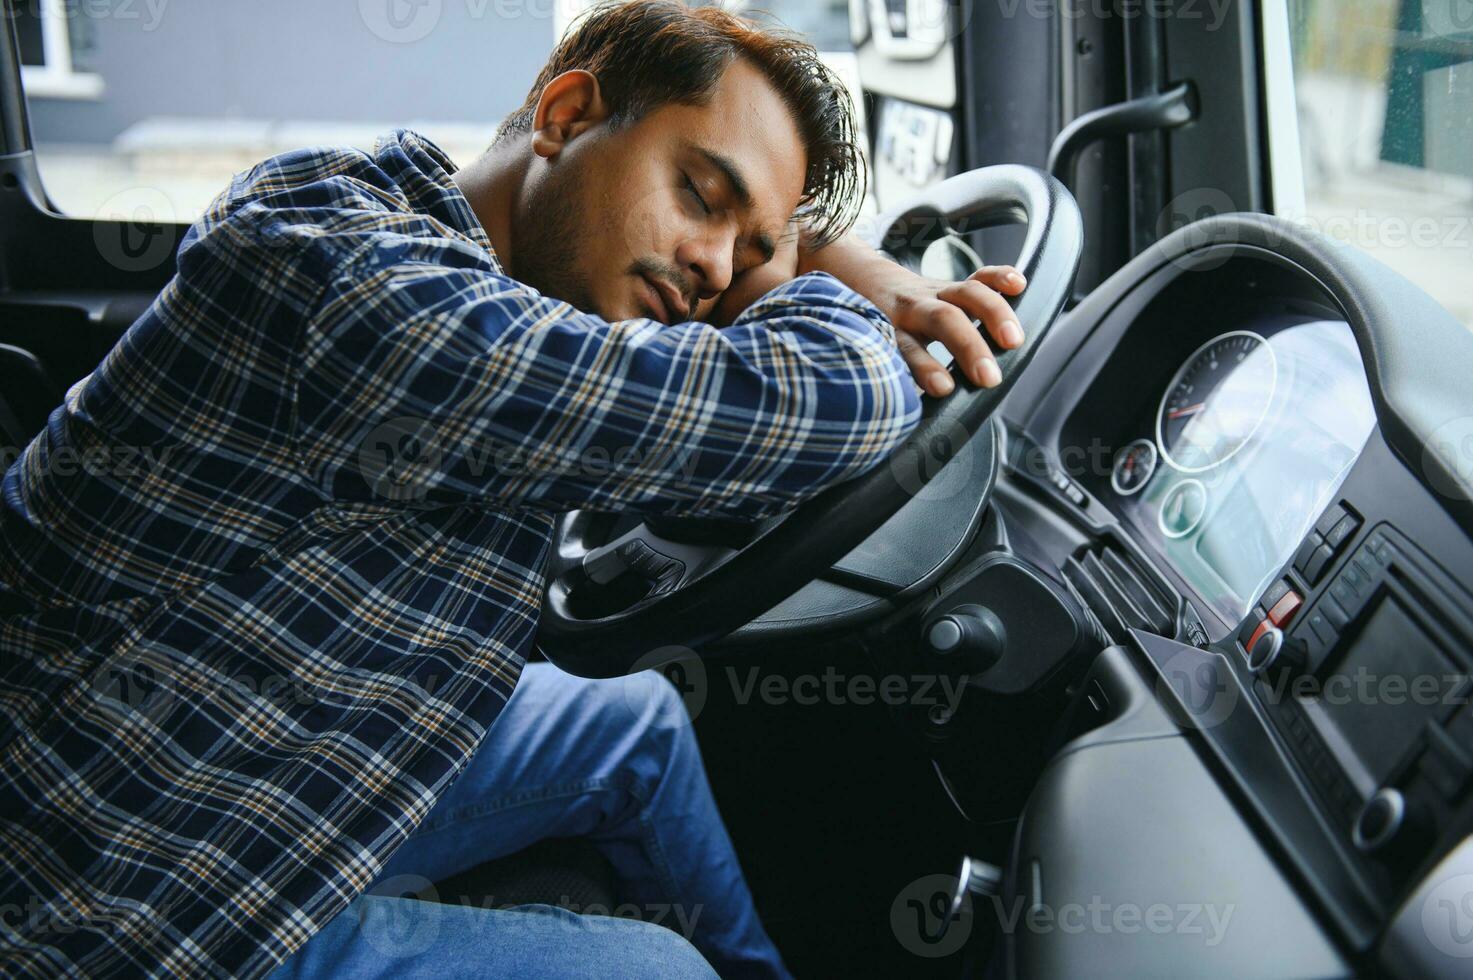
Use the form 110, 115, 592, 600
479, 0, 863, 324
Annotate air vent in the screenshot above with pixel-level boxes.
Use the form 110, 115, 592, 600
1064, 541, 1177, 642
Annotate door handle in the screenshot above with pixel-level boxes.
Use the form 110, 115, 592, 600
1046, 81, 1198, 193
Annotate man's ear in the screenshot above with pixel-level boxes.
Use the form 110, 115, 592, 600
530, 70, 609, 159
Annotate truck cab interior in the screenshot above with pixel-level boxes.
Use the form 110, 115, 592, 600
3, 1, 1473, 978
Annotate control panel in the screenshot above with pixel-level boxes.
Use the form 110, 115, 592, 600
1238, 507, 1473, 881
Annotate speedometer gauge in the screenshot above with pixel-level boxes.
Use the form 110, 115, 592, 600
1156, 331, 1277, 472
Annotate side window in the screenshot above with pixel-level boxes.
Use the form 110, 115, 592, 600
23, 2, 565, 224
24, 2, 868, 227
1280, 0, 1473, 328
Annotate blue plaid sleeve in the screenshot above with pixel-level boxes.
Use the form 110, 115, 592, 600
295, 239, 921, 519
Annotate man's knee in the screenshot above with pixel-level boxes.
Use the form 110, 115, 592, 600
565, 667, 697, 739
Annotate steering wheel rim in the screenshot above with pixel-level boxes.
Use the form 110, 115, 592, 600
538, 165, 1083, 678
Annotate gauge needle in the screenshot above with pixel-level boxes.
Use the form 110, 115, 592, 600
1169, 402, 1206, 420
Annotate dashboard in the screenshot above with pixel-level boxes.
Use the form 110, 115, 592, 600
982, 220, 1473, 978
1107, 315, 1375, 625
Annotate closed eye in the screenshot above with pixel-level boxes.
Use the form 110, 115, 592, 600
681, 173, 711, 216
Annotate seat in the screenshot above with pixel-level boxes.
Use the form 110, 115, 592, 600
0, 342, 60, 449
418, 837, 622, 913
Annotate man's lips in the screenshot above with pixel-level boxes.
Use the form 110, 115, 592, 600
640, 273, 690, 324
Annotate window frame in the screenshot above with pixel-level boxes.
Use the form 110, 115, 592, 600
19, 0, 103, 101
1260, 0, 1307, 220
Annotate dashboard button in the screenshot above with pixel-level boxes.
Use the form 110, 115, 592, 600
1302, 544, 1336, 584
1237, 613, 1263, 650
1293, 623, 1325, 662
1321, 594, 1351, 631
1267, 589, 1303, 627
1307, 610, 1337, 647
1292, 534, 1324, 575
1329, 577, 1358, 611
1260, 578, 1292, 615
1314, 503, 1349, 538
1325, 512, 1360, 550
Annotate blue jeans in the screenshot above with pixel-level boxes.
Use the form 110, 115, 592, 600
271, 663, 791, 980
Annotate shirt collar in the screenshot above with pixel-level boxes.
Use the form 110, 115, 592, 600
373, 128, 499, 263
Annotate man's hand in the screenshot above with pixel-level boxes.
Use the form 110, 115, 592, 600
702, 231, 801, 327
799, 232, 1026, 397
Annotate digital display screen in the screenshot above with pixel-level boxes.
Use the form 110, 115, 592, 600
1312, 597, 1459, 785
1120, 318, 1375, 626
1194, 485, 1278, 603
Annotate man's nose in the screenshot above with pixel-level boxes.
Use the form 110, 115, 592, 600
675, 229, 734, 300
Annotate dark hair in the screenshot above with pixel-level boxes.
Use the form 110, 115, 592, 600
494, 0, 864, 246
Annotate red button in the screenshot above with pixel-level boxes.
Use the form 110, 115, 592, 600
1248, 619, 1271, 652
1268, 590, 1303, 627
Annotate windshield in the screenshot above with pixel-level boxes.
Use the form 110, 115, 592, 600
1281, 0, 1473, 328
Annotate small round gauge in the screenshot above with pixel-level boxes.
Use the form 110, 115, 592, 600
1158, 479, 1208, 539
1156, 330, 1278, 472
1110, 439, 1158, 496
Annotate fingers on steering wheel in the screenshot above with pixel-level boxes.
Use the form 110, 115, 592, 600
971, 265, 1028, 296
896, 330, 955, 397
937, 278, 1025, 355
913, 297, 1001, 389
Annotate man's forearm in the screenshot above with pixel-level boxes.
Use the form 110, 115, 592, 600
795, 230, 901, 311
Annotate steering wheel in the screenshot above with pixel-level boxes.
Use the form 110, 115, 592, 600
537, 165, 1083, 678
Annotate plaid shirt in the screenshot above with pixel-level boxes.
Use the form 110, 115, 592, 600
0, 130, 918, 977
